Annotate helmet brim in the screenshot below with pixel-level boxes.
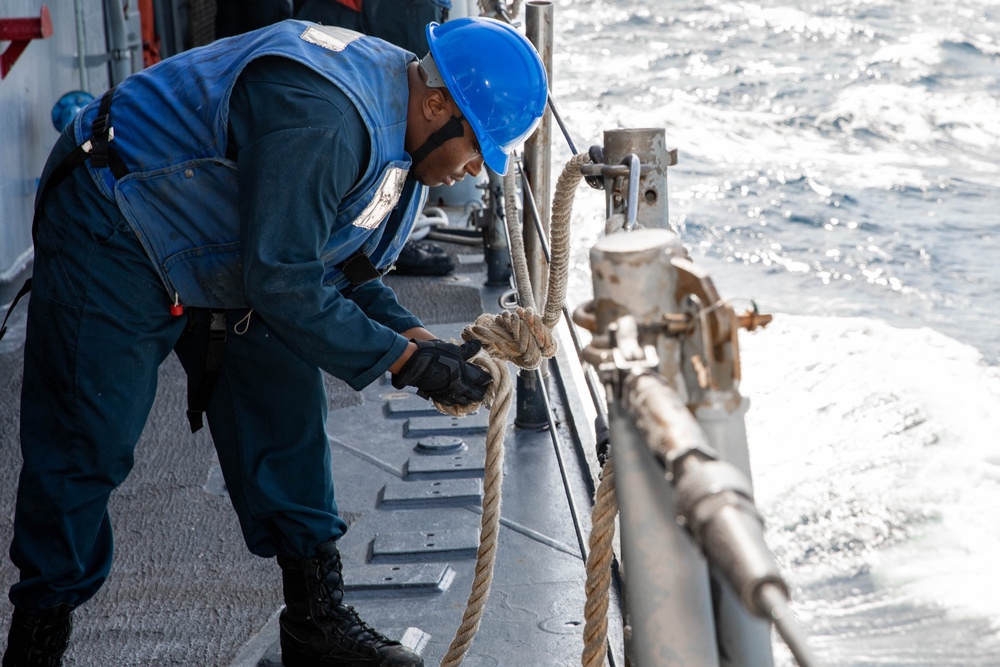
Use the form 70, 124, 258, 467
480, 141, 510, 176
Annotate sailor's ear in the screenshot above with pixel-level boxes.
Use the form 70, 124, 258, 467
422, 87, 450, 121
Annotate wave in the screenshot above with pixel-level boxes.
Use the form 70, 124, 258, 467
738, 314, 1000, 618
738, 315, 1000, 663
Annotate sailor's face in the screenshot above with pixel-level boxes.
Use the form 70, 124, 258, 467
411, 110, 485, 187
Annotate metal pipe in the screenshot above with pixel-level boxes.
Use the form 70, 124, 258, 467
602, 128, 674, 232
623, 370, 815, 667
518, 165, 610, 442
523, 0, 553, 312
516, 0, 555, 427
758, 583, 820, 667
589, 229, 720, 666
105, 0, 132, 84
607, 400, 720, 665
74, 0, 90, 91
585, 224, 803, 666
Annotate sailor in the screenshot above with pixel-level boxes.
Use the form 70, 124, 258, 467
1, 17, 547, 667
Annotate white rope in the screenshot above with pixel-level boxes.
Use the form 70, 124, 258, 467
582, 459, 616, 667
434, 153, 590, 666
437, 353, 510, 667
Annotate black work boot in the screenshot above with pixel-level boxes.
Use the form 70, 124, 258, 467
277, 541, 423, 667
392, 240, 454, 277
2, 605, 73, 667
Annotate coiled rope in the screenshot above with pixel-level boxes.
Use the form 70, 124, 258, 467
431, 152, 600, 667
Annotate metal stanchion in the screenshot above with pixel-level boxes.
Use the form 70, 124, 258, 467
516, 0, 555, 428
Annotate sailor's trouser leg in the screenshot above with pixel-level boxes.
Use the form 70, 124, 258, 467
173, 311, 349, 559
10, 161, 185, 612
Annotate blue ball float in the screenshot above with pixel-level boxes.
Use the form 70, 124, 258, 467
51, 91, 95, 132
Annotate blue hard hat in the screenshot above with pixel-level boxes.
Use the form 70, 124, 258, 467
425, 17, 548, 175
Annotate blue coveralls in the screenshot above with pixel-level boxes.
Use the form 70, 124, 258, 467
10, 21, 426, 612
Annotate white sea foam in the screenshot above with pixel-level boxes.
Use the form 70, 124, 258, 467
737, 314, 1000, 619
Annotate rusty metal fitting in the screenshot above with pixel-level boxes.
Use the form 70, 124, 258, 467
736, 309, 773, 332
571, 300, 597, 332
662, 312, 692, 336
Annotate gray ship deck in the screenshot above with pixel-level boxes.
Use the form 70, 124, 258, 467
0, 240, 613, 667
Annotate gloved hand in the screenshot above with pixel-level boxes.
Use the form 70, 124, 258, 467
391, 339, 492, 406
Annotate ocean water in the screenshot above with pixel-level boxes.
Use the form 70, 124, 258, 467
547, 0, 1000, 664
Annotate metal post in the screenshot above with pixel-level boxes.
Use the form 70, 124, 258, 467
524, 0, 553, 304
585, 130, 780, 667
589, 230, 720, 665
601, 128, 676, 233
670, 259, 776, 667
74, 0, 91, 91
483, 169, 511, 287
696, 395, 776, 667
589, 228, 689, 398
517, 1, 554, 428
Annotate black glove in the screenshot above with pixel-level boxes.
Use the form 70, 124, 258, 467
391, 339, 492, 406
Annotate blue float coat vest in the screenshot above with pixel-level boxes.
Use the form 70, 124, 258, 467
73, 21, 423, 309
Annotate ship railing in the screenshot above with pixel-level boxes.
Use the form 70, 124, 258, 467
511, 121, 820, 666
474, 3, 820, 665
510, 121, 820, 666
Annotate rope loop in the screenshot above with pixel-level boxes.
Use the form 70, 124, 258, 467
461, 306, 556, 371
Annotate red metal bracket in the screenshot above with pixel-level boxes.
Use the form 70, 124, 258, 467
1, 5, 53, 80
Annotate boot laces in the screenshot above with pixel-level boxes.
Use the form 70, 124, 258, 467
312, 560, 394, 650
8, 609, 72, 666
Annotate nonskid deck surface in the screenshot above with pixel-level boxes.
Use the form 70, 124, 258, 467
0, 245, 597, 667
241, 325, 591, 667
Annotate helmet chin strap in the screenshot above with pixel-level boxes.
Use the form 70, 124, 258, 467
409, 115, 466, 167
